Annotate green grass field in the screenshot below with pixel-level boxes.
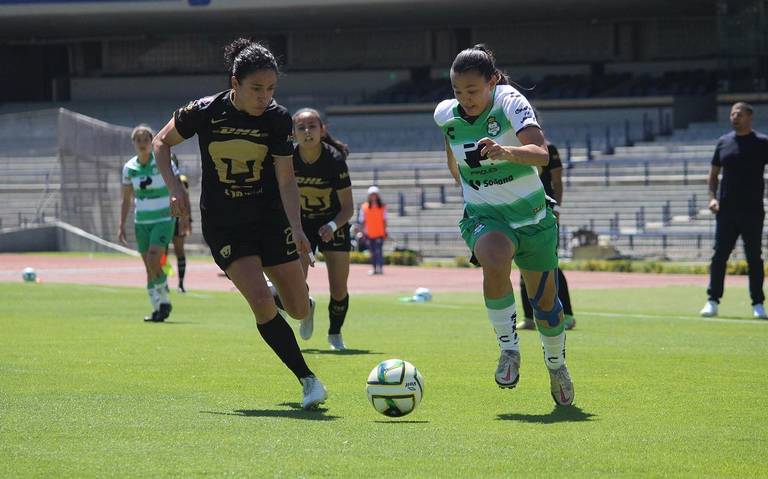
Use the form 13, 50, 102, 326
1, 282, 767, 477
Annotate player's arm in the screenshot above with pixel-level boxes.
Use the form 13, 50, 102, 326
444, 136, 461, 185
153, 118, 190, 218
118, 185, 133, 245
319, 187, 355, 242
275, 155, 311, 256
478, 126, 549, 167
708, 164, 721, 213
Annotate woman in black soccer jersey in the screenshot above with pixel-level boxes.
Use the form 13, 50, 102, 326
152, 38, 327, 409
292, 108, 354, 351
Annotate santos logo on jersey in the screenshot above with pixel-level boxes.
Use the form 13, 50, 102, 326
467, 174, 515, 190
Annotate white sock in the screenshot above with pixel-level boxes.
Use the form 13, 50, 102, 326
147, 287, 159, 312
155, 278, 170, 305
540, 331, 566, 370
485, 295, 519, 352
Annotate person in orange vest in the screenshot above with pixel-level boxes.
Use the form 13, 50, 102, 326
359, 186, 388, 275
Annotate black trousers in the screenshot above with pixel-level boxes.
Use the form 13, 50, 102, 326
707, 210, 765, 305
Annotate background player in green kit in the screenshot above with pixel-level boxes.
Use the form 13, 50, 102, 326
119, 124, 187, 322
434, 45, 574, 406
292, 108, 354, 350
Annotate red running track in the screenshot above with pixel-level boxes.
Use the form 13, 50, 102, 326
0, 253, 746, 294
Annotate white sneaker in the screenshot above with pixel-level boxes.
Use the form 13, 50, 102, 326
548, 365, 574, 406
299, 297, 315, 340
700, 300, 718, 317
753, 303, 768, 319
300, 375, 327, 410
494, 350, 520, 388
328, 333, 346, 351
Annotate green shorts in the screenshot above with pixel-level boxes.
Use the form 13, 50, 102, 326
459, 210, 559, 272
135, 220, 174, 253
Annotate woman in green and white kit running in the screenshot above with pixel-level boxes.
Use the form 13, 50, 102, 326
434, 45, 574, 406
118, 125, 187, 322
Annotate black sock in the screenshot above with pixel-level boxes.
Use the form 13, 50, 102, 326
328, 294, 349, 335
257, 312, 313, 380
177, 256, 186, 286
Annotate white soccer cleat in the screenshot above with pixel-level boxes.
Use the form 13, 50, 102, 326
700, 300, 718, 317
495, 350, 520, 388
299, 297, 316, 340
327, 333, 346, 351
753, 303, 768, 319
548, 365, 574, 406
300, 375, 327, 410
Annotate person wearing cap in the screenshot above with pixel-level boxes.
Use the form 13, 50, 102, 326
359, 186, 388, 275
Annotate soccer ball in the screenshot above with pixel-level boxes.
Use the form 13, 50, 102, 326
366, 359, 424, 417
22, 267, 37, 283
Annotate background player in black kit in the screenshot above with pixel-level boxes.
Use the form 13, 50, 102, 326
518, 142, 576, 330
152, 38, 327, 409
292, 108, 354, 350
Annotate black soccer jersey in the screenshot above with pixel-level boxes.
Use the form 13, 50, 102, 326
173, 90, 294, 224
293, 143, 352, 221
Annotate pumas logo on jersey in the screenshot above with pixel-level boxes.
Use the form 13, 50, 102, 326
213, 127, 268, 138
220, 245, 231, 258
486, 116, 500, 137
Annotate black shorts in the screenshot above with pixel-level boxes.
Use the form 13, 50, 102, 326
202, 216, 299, 271
303, 219, 351, 254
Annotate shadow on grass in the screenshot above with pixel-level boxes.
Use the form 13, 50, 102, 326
301, 348, 380, 356
497, 405, 595, 423
373, 420, 430, 424
201, 402, 339, 421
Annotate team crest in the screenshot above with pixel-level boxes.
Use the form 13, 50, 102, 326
220, 245, 231, 258
486, 116, 500, 137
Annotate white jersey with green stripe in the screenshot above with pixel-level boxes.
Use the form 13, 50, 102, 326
121, 153, 178, 224
434, 84, 546, 229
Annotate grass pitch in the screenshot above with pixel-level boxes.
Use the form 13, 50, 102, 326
1, 282, 766, 477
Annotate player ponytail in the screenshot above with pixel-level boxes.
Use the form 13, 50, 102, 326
452, 44, 510, 85
293, 108, 350, 159
224, 38, 279, 81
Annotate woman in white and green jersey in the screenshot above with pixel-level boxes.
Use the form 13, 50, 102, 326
119, 125, 186, 323
434, 45, 574, 406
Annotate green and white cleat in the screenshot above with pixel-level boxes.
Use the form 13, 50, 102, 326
300, 375, 327, 410
299, 297, 316, 340
328, 333, 347, 351
548, 365, 574, 406
495, 350, 521, 388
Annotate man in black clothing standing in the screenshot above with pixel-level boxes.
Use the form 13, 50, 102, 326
701, 102, 768, 319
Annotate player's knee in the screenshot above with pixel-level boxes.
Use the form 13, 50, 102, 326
475, 248, 511, 271
533, 297, 564, 329
248, 290, 277, 314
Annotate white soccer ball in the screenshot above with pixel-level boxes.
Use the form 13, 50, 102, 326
22, 267, 37, 283
366, 359, 424, 417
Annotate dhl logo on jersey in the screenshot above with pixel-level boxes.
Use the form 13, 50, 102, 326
213, 127, 268, 138
296, 177, 326, 186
